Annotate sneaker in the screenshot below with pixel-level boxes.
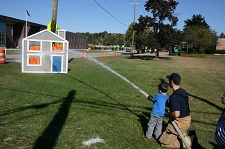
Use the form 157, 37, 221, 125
182, 134, 192, 148
143, 135, 151, 141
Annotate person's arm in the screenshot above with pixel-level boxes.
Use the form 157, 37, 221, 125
165, 111, 180, 119
166, 100, 170, 108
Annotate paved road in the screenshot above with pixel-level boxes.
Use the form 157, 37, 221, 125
5, 50, 170, 63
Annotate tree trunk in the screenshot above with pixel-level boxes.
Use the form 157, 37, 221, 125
155, 23, 160, 58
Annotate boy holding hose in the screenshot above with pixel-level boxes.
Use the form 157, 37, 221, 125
144, 83, 168, 140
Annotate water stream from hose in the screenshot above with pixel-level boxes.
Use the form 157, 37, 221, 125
69, 50, 149, 98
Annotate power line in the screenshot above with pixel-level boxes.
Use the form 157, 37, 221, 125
93, 0, 128, 27
104, 0, 130, 23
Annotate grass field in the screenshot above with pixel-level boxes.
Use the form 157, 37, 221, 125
0, 54, 225, 149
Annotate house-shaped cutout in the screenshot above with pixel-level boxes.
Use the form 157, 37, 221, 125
22, 29, 69, 73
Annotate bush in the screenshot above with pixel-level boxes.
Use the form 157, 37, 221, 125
205, 49, 216, 54
215, 50, 225, 54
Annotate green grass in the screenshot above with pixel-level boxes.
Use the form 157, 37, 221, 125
87, 49, 114, 53
0, 54, 225, 148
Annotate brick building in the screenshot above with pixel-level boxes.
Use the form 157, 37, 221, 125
0, 15, 87, 49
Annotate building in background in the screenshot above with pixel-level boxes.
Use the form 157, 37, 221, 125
216, 38, 225, 50
0, 15, 88, 49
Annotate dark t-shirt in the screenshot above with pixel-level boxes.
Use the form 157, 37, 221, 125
169, 88, 190, 118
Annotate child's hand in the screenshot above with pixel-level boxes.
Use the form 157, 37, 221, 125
147, 95, 153, 101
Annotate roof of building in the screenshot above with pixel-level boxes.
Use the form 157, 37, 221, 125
0, 15, 46, 27
217, 38, 225, 42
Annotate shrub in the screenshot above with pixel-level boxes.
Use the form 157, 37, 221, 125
215, 50, 225, 54
205, 49, 216, 54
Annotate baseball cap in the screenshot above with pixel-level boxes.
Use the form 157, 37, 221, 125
166, 73, 181, 85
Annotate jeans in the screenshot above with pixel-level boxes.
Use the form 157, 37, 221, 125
146, 113, 163, 139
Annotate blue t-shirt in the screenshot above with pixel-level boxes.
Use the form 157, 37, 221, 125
151, 93, 168, 117
169, 88, 190, 118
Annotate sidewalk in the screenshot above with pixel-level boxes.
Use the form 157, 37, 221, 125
5, 54, 22, 63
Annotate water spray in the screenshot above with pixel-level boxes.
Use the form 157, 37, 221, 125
69, 50, 149, 98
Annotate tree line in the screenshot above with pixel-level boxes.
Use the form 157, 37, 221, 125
77, 31, 125, 48
78, 0, 225, 55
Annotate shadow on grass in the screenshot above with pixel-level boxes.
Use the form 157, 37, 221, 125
0, 99, 63, 116
187, 93, 223, 112
126, 55, 172, 60
61, 74, 153, 135
137, 111, 151, 134
61, 74, 141, 116
33, 90, 76, 149
209, 141, 220, 149
0, 87, 64, 116
0, 87, 76, 149
68, 58, 74, 63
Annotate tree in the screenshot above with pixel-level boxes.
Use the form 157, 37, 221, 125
158, 24, 183, 49
219, 32, 225, 38
125, 23, 134, 47
135, 27, 153, 52
138, 0, 179, 57
183, 14, 217, 53
184, 14, 209, 29
78, 31, 125, 48
132, 21, 157, 52
183, 26, 217, 53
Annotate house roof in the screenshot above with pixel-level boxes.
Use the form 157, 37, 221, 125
24, 29, 68, 42
0, 15, 46, 27
217, 38, 225, 42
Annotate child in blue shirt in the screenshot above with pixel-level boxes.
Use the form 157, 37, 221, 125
144, 83, 168, 140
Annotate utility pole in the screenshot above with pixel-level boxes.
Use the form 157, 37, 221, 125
51, 0, 58, 33
129, 2, 140, 54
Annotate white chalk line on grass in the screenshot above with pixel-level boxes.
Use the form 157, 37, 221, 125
82, 137, 105, 146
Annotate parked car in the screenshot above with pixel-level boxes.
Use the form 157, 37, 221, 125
149, 48, 157, 53
125, 48, 131, 52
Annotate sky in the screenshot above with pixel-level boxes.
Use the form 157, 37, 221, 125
0, 0, 224, 35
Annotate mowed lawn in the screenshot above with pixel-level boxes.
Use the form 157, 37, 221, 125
0, 53, 225, 149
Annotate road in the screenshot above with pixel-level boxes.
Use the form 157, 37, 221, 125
5, 50, 170, 63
